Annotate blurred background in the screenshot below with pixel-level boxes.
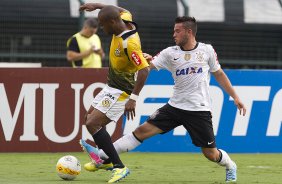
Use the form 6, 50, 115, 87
0, 0, 281, 68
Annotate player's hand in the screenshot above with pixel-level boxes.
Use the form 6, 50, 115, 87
79, 3, 98, 11
143, 53, 153, 64
234, 98, 246, 116
124, 99, 136, 120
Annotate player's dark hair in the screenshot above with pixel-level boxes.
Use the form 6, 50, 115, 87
175, 16, 197, 36
84, 18, 98, 28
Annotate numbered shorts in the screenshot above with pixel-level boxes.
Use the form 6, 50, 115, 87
91, 85, 129, 122
147, 103, 216, 148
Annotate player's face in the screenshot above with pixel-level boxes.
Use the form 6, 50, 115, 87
99, 21, 112, 35
98, 17, 114, 35
173, 23, 189, 47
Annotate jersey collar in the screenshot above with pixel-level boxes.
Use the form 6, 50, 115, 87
116, 30, 132, 37
180, 42, 199, 51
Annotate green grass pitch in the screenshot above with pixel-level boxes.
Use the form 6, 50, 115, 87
0, 152, 281, 184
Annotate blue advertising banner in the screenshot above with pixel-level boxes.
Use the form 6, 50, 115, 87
122, 70, 282, 153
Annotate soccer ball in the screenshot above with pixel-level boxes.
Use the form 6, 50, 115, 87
56, 155, 81, 180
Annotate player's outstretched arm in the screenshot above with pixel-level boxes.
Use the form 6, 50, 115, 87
212, 69, 246, 116
143, 53, 156, 70
79, 3, 127, 13
79, 3, 105, 11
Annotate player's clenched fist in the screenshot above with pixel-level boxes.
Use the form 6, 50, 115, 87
143, 53, 153, 64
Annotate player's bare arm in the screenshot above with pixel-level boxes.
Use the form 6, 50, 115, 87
212, 69, 246, 116
79, 3, 127, 13
124, 67, 150, 120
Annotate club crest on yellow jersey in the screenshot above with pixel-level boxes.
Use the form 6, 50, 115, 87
114, 43, 121, 57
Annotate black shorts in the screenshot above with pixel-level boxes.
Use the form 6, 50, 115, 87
147, 103, 216, 148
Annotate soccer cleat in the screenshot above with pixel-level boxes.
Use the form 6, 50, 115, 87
108, 167, 130, 183
226, 161, 237, 182
79, 139, 104, 166
84, 162, 114, 172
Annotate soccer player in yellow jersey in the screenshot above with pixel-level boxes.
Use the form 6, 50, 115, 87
78, 3, 150, 183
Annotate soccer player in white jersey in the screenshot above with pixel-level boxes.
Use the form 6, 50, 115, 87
81, 16, 246, 183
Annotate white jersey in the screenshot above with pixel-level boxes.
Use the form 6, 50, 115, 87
152, 42, 221, 111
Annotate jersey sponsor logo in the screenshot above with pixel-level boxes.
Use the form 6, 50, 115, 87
173, 57, 180, 61
131, 52, 142, 65
176, 67, 203, 76
105, 93, 115, 100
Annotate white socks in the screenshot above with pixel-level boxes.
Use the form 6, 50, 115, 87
98, 132, 142, 160
217, 149, 236, 169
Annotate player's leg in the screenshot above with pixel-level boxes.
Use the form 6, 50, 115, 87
81, 86, 130, 183
98, 122, 163, 160
98, 122, 162, 183
201, 148, 237, 182
80, 107, 114, 171
80, 106, 105, 165
183, 111, 237, 182
98, 104, 179, 160
84, 107, 130, 183
84, 122, 162, 172
84, 108, 125, 168
84, 103, 177, 179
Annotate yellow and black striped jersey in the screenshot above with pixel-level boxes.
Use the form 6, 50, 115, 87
107, 11, 149, 95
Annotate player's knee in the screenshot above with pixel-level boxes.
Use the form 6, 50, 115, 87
132, 128, 144, 140
133, 123, 160, 141
85, 116, 99, 133
134, 127, 142, 134
133, 126, 150, 141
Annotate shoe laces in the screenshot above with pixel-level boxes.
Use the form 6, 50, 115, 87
110, 168, 119, 178
226, 168, 235, 180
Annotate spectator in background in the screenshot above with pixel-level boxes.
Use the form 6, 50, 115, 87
66, 18, 105, 68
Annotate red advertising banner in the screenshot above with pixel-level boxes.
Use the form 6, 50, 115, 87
0, 68, 123, 152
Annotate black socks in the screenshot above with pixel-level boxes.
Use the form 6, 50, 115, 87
92, 127, 124, 168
